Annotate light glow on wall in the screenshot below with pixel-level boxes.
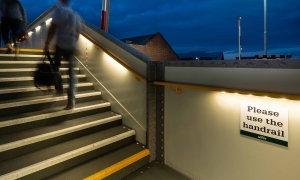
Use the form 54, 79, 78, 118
35, 26, 41, 31
46, 18, 52, 24
215, 91, 300, 111
104, 53, 127, 73
28, 31, 33, 36
79, 34, 93, 48
78, 34, 127, 73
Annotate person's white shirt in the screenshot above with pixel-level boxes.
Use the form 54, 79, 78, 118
52, 6, 82, 50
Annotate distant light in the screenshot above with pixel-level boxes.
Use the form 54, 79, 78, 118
28, 31, 33, 35
46, 18, 52, 24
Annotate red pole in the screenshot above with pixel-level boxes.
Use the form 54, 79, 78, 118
101, 10, 107, 31
100, 0, 109, 32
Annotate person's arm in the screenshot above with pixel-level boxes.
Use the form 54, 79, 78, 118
44, 23, 57, 53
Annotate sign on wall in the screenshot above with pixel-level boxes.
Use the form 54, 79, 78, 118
240, 103, 288, 147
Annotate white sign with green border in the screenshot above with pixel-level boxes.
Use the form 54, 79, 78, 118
240, 103, 288, 147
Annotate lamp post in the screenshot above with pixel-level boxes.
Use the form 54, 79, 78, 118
264, 0, 267, 56
238, 17, 242, 60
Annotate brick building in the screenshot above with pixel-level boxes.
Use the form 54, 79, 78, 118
121, 32, 180, 61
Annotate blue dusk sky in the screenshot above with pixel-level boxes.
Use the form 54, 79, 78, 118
22, 0, 300, 59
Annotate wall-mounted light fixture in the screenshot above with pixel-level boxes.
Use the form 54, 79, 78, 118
46, 18, 52, 24
35, 26, 41, 31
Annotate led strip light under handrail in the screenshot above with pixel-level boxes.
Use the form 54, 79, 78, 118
153, 81, 300, 101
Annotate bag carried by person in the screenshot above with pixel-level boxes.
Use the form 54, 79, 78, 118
17, 30, 28, 42
33, 53, 59, 90
16, 24, 28, 42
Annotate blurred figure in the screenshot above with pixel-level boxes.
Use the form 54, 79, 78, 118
0, 0, 27, 54
44, 0, 82, 110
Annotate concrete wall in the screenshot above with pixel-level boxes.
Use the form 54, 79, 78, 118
164, 66, 300, 180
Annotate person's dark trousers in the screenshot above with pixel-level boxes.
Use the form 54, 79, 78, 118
53, 45, 77, 106
1, 17, 22, 45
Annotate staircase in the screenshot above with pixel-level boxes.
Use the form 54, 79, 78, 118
0, 53, 149, 180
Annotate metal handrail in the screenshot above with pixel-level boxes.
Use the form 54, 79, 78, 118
26, 5, 57, 30
153, 81, 300, 101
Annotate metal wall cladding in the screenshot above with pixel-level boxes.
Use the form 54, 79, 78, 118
75, 34, 148, 145
164, 64, 300, 180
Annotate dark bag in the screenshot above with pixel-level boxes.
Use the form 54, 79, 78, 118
34, 53, 58, 89
16, 29, 28, 42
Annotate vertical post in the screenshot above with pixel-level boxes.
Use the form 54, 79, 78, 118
0, 22, 2, 48
101, 0, 110, 32
238, 17, 242, 60
264, 0, 267, 56
106, 0, 110, 32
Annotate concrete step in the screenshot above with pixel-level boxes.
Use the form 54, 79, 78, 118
0, 61, 69, 68
0, 54, 63, 61
0, 74, 87, 88
0, 67, 80, 77
0, 100, 111, 135
0, 91, 102, 117
0, 82, 94, 101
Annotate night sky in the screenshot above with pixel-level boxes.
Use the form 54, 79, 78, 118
21, 0, 300, 59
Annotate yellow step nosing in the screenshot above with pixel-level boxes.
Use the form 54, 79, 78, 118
84, 149, 150, 180
0, 48, 54, 53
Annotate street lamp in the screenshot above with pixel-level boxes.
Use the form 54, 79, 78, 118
264, 0, 267, 56
238, 17, 242, 60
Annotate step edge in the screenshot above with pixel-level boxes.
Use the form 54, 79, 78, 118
0, 91, 101, 109
0, 74, 86, 82
0, 115, 122, 153
0, 102, 111, 128
0, 68, 79, 72
84, 149, 150, 180
0, 54, 45, 57
0, 130, 135, 180
0, 82, 93, 94
0, 61, 68, 64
